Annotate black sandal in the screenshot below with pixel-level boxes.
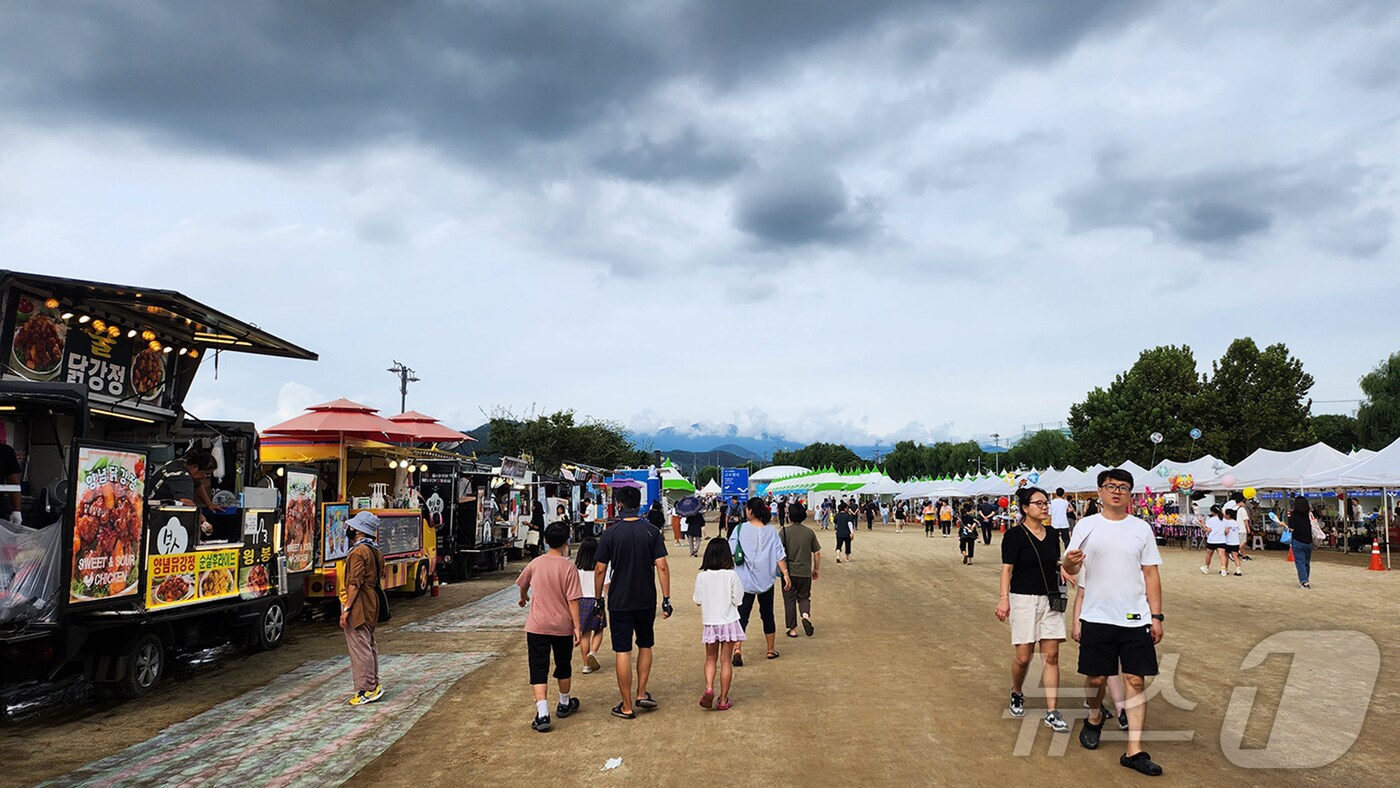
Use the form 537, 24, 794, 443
732, 652, 743, 667
635, 692, 658, 710
1120, 751, 1163, 776
610, 702, 636, 719
766, 650, 780, 659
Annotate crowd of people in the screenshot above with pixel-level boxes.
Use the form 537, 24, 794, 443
336, 469, 1350, 779
510, 485, 828, 732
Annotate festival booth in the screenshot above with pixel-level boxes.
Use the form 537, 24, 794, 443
0, 271, 315, 699
259, 399, 439, 611
749, 465, 810, 498
1298, 437, 1400, 566
699, 478, 722, 497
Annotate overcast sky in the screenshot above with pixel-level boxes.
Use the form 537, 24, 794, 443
2, 1, 1396, 446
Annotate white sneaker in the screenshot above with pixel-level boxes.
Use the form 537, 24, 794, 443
1200, 566, 1209, 574
1220, 570, 1227, 576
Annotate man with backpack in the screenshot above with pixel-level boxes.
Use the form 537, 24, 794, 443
339, 511, 387, 706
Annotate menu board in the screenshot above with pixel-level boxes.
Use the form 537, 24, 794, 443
146, 548, 239, 610
321, 503, 351, 565
418, 463, 456, 532
283, 470, 317, 573
6, 289, 175, 410
239, 510, 277, 600
374, 511, 424, 556
70, 445, 147, 605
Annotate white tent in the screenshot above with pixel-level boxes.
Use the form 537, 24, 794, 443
1223, 443, 1351, 490
1149, 455, 1232, 489
699, 478, 722, 496
750, 465, 811, 483
1300, 437, 1400, 487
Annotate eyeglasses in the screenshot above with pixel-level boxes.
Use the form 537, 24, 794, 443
1100, 484, 1131, 494
1027, 500, 1049, 507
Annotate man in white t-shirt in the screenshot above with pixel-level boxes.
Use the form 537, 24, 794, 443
1063, 468, 1165, 777
1234, 496, 1253, 560
1049, 488, 1072, 548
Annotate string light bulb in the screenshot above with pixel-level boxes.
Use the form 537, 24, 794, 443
178, 347, 188, 356
44, 298, 59, 309
162, 346, 173, 354
148, 340, 161, 351
78, 315, 90, 324
107, 325, 121, 338
388, 460, 398, 469
127, 329, 137, 338
141, 330, 155, 341
188, 349, 199, 358
91, 319, 106, 332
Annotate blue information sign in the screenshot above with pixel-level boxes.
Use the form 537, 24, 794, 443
720, 468, 749, 500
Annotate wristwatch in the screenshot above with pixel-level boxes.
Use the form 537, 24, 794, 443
1151, 613, 1164, 622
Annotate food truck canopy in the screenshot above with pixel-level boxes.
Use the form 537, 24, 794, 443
1, 271, 317, 361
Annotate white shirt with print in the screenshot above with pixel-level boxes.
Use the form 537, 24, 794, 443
1067, 513, 1162, 628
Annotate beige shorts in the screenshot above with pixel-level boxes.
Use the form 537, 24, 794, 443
1009, 593, 1066, 645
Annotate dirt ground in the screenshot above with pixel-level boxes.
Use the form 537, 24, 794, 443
3, 515, 1396, 787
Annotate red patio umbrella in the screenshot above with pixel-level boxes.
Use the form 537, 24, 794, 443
388, 411, 474, 443
263, 398, 417, 442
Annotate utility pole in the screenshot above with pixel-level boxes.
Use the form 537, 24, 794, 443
991, 433, 1001, 473
387, 360, 420, 413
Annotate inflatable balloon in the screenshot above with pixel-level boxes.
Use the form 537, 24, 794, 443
1243, 487, 1257, 500
1220, 473, 1237, 489
1029, 472, 1040, 484
998, 496, 1009, 508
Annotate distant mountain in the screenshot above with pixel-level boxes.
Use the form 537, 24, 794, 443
627, 428, 799, 460
660, 448, 759, 474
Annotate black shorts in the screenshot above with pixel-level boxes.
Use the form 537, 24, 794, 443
526, 632, 573, 685
1077, 620, 1159, 677
1224, 544, 1240, 554
609, 608, 656, 653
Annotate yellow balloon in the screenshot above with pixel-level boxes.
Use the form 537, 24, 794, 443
1243, 487, 1257, 500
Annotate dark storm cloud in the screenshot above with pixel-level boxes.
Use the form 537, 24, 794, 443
594, 127, 750, 183
1059, 151, 1390, 254
735, 167, 879, 246
0, 0, 1167, 168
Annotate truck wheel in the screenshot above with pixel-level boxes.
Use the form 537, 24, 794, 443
413, 561, 430, 597
118, 633, 165, 699
251, 600, 287, 651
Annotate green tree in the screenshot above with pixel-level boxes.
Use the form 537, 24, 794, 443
1004, 430, 1076, 470
772, 442, 863, 471
1357, 352, 1400, 450
1204, 338, 1314, 462
697, 465, 721, 487
1309, 414, 1360, 451
486, 409, 649, 473
1068, 345, 1211, 467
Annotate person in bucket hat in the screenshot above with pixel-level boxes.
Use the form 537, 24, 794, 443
339, 511, 387, 706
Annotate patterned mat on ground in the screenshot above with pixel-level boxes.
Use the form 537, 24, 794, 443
44, 652, 493, 788
398, 585, 525, 633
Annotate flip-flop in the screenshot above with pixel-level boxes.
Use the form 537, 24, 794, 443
635, 692, 658, 710
785, 630, 799, 638
699, 691, 714, 709
803, 618, 814, 636
611, 702, 636, 719
716, 698, 732, 711
766, 651, 780, 660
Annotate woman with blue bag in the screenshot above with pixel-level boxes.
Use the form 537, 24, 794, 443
727, 497, 792, 666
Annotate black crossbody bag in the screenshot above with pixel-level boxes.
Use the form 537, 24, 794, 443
1023, 526, 1067, 613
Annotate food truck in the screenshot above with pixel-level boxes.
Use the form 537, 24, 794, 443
0, 271, 316, 702
257, 426, 439, 614
410, 456, 505, 581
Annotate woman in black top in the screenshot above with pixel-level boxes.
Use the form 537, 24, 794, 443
1287, 495, 1314, 589
994, 486, 1068, 731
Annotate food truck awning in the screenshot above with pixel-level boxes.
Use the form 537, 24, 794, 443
1, 270, 317, 361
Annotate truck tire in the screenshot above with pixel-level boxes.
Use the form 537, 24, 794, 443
251, 600, 287, 652
118, 633, 165, 699
413, 561, 430, 597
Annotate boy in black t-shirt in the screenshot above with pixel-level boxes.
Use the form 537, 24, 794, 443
833, 503, 855, 562
959, 504, 980, 564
